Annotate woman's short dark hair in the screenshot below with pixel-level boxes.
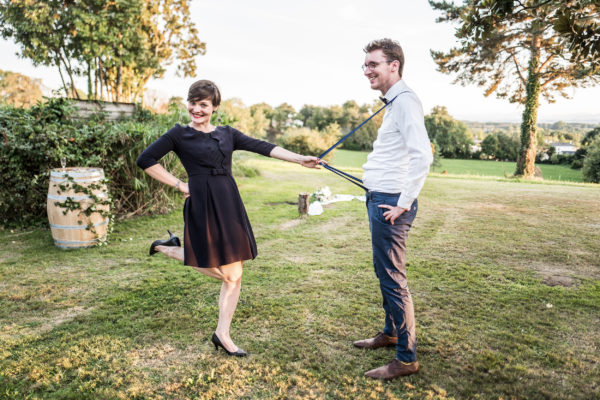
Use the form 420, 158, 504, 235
363, 38, 405, 78
187, 80, 221, 106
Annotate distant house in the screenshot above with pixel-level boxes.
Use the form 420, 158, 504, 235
550, 142, 578, 155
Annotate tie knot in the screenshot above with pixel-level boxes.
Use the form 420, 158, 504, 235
379, 96, 388, 104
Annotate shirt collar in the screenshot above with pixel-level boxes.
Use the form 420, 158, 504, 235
381, 79, 408, 103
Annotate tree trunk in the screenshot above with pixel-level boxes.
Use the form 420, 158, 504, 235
87, 63, 92, 100
61, 51, 79, 99
57, 51, 78, 99
515, 34, 541, 178
298, 193, 309, 216
98, 59, 104, 101
56, 60, 69, 97
94, 58, 98, 100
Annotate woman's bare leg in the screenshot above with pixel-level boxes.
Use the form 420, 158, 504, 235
155, 245, 184, 262
191, 265, 224, 280
154, 247, 243, 351
155, 246, 225, 279
214, 261, 243, 352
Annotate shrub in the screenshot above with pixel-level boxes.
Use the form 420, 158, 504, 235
342, 119, 379, 151
425, 106, 472, 158
582, 140, 600, 183
0, 99, 186, 228
277, 123, 340, 161
570, 159, 582, 169
103, 117, 186, 218
231, 152, 260, 178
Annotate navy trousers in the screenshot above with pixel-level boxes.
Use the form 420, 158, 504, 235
366, 191, 418, 362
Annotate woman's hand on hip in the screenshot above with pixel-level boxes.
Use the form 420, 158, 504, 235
179, 182, 190, 198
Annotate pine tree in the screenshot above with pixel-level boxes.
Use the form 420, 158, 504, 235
429, 0, 600, 177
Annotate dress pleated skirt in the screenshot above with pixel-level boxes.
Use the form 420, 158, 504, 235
183, 174, 257, 268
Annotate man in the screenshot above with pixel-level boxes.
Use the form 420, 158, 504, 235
353, 39, 433, 380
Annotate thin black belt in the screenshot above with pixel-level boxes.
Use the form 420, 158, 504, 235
189, 168, 230, 176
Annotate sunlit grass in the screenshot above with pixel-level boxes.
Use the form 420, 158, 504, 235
1, 153, 599, 399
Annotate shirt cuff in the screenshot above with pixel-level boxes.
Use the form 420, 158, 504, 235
396, 195, 415, 210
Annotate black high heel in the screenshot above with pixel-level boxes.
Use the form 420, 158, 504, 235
211, 333, 247, 357
149, 230, 181, 256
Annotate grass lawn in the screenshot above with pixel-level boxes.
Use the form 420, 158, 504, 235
333, 149, 584, 182
1, 153, 599, 399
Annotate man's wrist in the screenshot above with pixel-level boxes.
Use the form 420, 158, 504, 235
175, 180, 181, 190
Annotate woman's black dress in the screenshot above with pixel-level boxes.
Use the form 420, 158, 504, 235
137, 124, 276, 268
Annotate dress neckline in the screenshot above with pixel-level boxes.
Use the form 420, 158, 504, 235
186, 124, 218, 134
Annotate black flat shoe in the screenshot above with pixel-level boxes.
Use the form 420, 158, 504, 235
211, 333, 247, 357
149, 230, 181, 256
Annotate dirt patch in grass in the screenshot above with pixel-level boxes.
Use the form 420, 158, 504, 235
284, 255, 307, 264
541, 274, 574, 287
279, 219, 304, 230
0, 253, 14, 264
315, 214, 356, 235
38, 306, 96, 333
265, 201, 296, 206
131, 342, 205, 369
5, 306, 96, 339
519, 260, 600, 287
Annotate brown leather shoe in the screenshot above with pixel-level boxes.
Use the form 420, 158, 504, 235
364, 359, 419, 380
353, 332, 397, 349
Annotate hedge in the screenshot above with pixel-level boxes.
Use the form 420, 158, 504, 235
0, 99, 186, 228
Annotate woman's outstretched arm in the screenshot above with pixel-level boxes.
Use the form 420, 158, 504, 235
269, 146, 322, 168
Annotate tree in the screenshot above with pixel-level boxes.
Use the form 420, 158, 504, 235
219, 98, 253, 134
267, 103, 296, 141
341, 100, 384, 151
496, 132, 520, 161
340, 100, 361, 131
551, 120, 568, 130
249, 103, 273, 139
424, 106, 472, 158
551, 0, 600, 67
481, 134, 500, 158
582, 126, 600, 146
0, 70, 42, 107
429, 0, 600, 178
582, 139, 600, 183
0, 0, 205, 102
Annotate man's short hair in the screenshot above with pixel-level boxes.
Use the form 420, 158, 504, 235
187, 79, 221, 106
364, 39, 405, 78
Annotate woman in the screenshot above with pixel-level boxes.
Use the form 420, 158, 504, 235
136, 80, 320, 357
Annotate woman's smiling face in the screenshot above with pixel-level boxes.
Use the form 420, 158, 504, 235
187, 98, 218, 127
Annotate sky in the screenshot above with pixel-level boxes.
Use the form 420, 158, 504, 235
1, 0, 599, 123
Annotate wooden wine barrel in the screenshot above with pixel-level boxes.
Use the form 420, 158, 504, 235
47, 168, 109, 249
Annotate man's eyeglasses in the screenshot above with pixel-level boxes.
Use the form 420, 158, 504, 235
361, 60, 394, 72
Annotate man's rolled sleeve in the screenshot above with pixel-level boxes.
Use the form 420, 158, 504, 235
397, 121, 433, 209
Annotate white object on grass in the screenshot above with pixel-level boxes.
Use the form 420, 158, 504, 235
308, 201, 324, 215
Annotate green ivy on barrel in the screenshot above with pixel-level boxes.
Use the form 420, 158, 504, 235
0, 98, 187, 229
54, 174, 114, 243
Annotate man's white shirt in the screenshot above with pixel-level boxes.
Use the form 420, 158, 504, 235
362, 79, 433, 209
